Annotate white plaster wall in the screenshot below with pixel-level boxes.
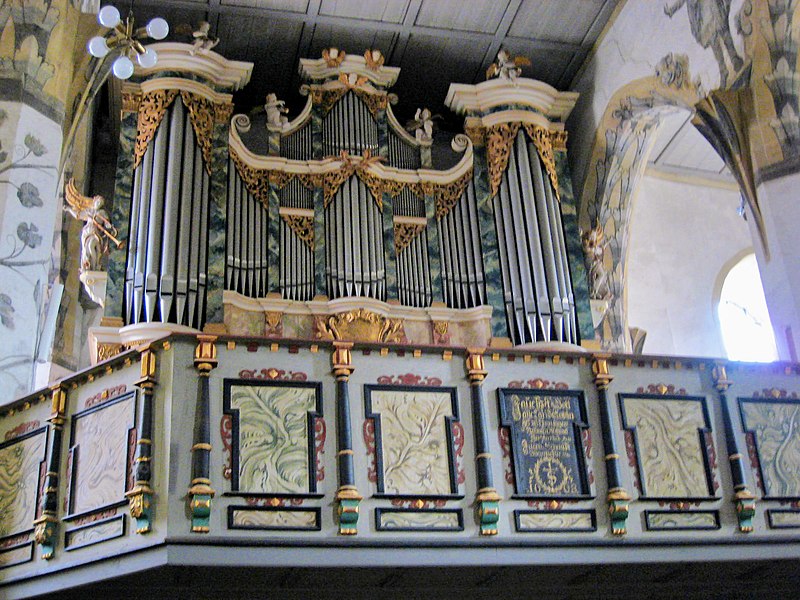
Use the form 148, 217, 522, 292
626, 175, 752, 358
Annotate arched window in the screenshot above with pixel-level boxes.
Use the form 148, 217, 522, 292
718, 253, 777, 362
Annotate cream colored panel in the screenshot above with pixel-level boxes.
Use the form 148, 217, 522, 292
0, 431, 46, 537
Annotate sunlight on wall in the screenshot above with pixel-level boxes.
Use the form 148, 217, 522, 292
718, 254, 778, 362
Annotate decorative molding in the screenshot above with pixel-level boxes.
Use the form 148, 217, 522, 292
636, 383, 687, 395
3, 420, 41, 441
314, 309, 405, 344
134, 43, 253, 90
507, 378, 569, 390
84, 385, 127, 409
446, 78, 578, 122
300, 52, 400, 87
238, 368, 308, 381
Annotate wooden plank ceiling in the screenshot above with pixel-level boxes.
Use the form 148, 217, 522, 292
131, 0, 619, 128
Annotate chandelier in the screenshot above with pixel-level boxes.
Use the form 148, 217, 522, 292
87, 5, 169, 79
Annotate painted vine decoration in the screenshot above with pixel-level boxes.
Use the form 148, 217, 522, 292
134, 89, 178, 169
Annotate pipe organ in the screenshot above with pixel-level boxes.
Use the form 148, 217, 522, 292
102, 44, 592, 351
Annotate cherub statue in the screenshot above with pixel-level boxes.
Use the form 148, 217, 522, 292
581, 222, 611, 301
486, 49, 531, 83
64, 178, 122, 273
364, 48, 384, 71
264, 93, 289, 128
405, 108, 438, 143
322, 47, 346, 68
190, 21, 219, 55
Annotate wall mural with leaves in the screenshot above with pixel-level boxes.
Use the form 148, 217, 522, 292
0, 102, 60, 400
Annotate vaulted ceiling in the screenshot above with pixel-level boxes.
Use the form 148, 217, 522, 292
133, 0, 620, 126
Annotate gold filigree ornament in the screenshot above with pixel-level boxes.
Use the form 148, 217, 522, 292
549, 129, 568, 152
394, 222, 426, 254
433, 168, 473, 219
311, 87, 349, 116
486, 122, 521, 197
181, 91, 216, 175
523, 123, 560, 201
315, 309, 406, 343
97, 342, 124, 362
230, 150, 272, 207
282, 214, 314, 249
134, 89, 179, 169
354, 88, 388, 117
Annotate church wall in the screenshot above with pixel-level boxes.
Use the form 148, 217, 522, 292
627, 174, 751, 358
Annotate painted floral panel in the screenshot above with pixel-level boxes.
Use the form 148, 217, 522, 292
71, 396, 135, 515
0, 431, 46, 538
371, 389, 454, 495
621, 397, 710, 498
645, 511, 718, 530
517, 511, 594, 531
740, 400, 800, 497
229, 385, 316, 494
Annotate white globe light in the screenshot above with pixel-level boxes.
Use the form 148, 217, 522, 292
146, 17, 169, 40
97, 5, 121, 28
87, 36, 110, 58
137, 47, 158, 68
112, 55, 135, 79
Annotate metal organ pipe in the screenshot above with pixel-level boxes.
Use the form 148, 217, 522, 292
176, 105, 197, 324
144, 110, 168, 321
492, 131, 577, 346
438, 180, 485, 309
159, 99, 185, 323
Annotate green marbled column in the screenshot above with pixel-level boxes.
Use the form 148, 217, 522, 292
204, 118, 230, 326
377, 107, 388, 161
555, 152, 594, 342
381, 192, 398, 301
472, 144, 509, 340
311, 104, 327, 297
268, 130, 280, 156
424, 193, 443, 303
267, 182, 281, 294
104, 110, 138, 321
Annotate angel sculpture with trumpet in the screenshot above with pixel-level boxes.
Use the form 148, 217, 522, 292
64, 178, 123, 273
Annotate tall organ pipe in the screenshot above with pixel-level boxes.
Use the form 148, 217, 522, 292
159, 99, 185, 323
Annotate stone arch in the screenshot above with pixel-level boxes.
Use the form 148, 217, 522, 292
579, 54, 706, 352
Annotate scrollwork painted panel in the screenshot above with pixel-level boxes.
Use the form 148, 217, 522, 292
619, 394, 714, 499
0, 429, 47, 538
739, 398, 800, 498
365, 385, 459, 497
69, 393, 136, 516
223, 380, 323, 495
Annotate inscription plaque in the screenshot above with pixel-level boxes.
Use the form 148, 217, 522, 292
498, 388, 590, 498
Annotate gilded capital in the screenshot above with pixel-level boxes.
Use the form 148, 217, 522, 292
711, 363, 732, 392
194, 335, 218, 373
591, 354, 613, 388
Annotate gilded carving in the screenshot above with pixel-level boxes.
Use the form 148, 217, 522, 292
432, 168, 473, 219
486, 122, 520, 197
364, 48, 385, 71
394, 222, 425, 254
354, 89, 388, 117
122, 91, 143, 114
180, 91, 216, 175
550, 130, 568, 152
134, 90, 179, 169
523, 123, 560, 201
322, 47, 346, 68
230, 150, 271, 207
315, 309, 405, 343
97, 342, 124, 362
311, 87, 349, 116
265, 312, 284, 337
281, 215, 314, 249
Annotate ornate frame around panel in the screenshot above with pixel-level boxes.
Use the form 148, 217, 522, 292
643, 510, 720, 531
65, 392, 137, 520
227, 505, 322, 531
618, 393, 717, 501
374, 507, 464, 532
514, 509, 597, 533
738, 396, 800, 501
222, 379, 324, 498
364, 384, 462, 499
497, 387, 592, 500
0, 426, 48, 559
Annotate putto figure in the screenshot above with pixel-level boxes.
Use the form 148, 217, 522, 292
486, 49, 531, 83
264, 93, 289, 128
64, 178, 122, 272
